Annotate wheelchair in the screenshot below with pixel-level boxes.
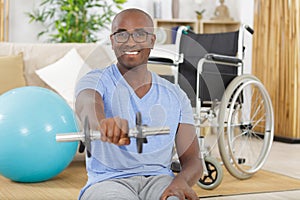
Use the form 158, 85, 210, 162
149, 25, 274, 190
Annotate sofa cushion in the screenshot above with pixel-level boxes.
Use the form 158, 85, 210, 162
35, 48, 91, 107
0, 53, 27, 94
0, 43, 116, 88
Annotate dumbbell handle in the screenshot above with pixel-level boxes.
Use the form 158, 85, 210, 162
56, 126, 170, 142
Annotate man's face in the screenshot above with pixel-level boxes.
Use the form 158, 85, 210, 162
110, 12, 156, 70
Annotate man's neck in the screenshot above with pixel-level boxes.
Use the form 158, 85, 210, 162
117, 63, 152, 98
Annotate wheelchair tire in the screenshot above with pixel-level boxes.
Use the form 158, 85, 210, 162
197, 156, 223, 190
218, 74, 274, 179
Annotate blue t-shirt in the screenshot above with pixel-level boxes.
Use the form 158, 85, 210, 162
75, 64, 194, 197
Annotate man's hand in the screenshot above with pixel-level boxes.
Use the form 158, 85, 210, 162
160, 176, 198, 200
99, 117, 130, 146
75, 89, 130, 146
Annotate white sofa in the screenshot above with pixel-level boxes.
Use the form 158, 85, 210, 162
0, 42, 175, 92
0, 42, 116, 89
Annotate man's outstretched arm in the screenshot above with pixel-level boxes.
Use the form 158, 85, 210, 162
161, 123, 203, 200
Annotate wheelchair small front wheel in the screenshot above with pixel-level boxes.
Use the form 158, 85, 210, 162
197, 156, 223, 190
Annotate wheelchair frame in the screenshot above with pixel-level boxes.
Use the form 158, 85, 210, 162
149, 25, 274, 189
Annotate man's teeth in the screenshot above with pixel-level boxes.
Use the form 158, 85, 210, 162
125, 51, 139, 55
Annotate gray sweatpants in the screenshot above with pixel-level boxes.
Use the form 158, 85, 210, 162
80, 175, 179, 200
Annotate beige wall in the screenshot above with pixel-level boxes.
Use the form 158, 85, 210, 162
9, 0, 251, 42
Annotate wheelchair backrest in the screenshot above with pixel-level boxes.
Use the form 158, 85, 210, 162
178, 30, 239, 107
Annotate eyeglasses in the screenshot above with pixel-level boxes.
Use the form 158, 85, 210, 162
112, 30, 154, 43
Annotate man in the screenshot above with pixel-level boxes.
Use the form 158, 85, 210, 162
75, 8, 202, 200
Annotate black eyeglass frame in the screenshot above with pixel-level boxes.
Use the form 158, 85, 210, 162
111, 30, 154, 43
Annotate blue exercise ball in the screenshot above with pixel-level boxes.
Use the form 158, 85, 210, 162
0, 86, 79, 183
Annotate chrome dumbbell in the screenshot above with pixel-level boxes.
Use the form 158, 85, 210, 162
56, 112, 170, 157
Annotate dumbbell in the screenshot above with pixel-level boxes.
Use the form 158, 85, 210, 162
56, 112, 170, 157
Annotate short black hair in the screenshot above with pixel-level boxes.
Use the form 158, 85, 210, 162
111, 8, 154, 30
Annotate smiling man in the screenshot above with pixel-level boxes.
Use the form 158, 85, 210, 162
75, 8, 202, 200
110, 9, 155, 99
111, 10, 155, 71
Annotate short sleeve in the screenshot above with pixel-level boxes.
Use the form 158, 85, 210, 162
75, 69, 106, 98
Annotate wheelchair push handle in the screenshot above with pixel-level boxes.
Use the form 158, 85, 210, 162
244, 24, 254, 35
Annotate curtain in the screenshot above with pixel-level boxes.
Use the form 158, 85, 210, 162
0, 0, 9, 42
252, 0, 300, 139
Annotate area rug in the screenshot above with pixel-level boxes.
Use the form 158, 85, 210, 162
0, 161, 299, 199
193, 165, 300, 198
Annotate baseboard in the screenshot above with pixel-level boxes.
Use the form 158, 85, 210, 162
273, 135, 300, 144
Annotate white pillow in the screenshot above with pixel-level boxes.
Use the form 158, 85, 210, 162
36, 48, 91, 108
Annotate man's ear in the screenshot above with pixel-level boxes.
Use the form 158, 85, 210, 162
150, 34, 156, 49
110, 34, 114, 50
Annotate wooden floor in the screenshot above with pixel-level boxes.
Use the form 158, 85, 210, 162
0, 162, 86, 200
0, 141, 300, 199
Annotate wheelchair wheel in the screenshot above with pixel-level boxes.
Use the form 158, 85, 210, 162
218, 74, 274, 179
197, 156, 223, 190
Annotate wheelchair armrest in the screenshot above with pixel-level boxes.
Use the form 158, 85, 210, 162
205, 53, 242, 65
148, 57, 174, 65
